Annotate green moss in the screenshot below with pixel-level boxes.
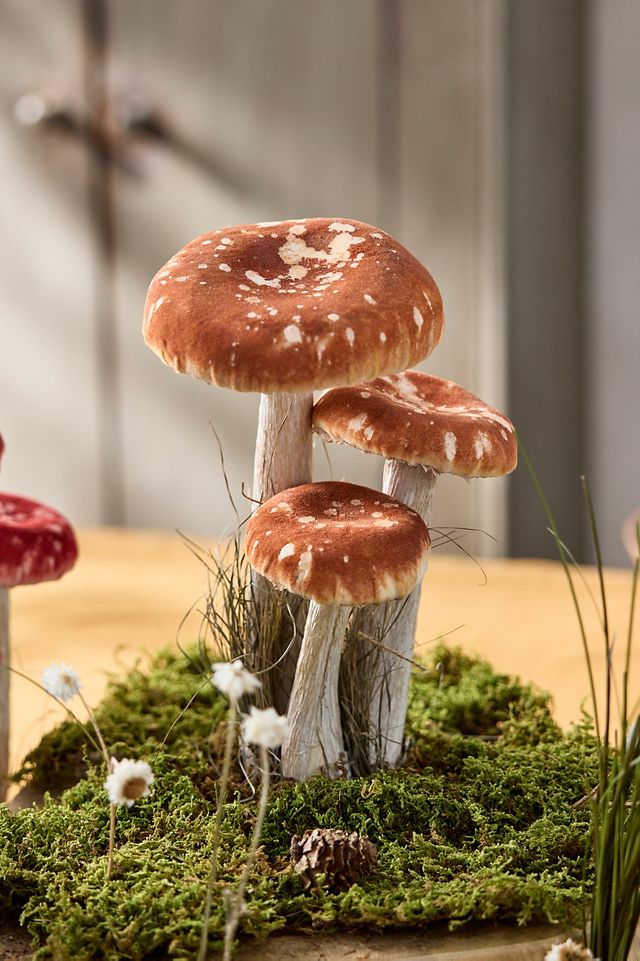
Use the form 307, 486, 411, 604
1, 645, 597, 959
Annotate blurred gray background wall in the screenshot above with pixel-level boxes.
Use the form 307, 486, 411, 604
0, 0, 637, 565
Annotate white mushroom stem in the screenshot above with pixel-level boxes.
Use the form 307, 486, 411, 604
365, 460, 437, 766
280, 601, 351, 781
252, 391, 313, 506
251, 391, 313, 713
0, 586, 9, 801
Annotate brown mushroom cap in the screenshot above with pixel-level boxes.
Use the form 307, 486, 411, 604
143, 218, 444, 393
246, 481, 430, 606
0, 494, 78, 587
313, 371, 517, 478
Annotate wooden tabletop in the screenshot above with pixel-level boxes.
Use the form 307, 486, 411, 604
7, 527, 639, 795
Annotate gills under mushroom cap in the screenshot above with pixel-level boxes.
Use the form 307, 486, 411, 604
313, 371, 517, 478
0, 494, 78, 587
143, 218, 444, 393
247, 481, 430, 606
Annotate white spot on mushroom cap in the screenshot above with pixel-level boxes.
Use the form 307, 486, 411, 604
283, 324, 302, 344
288, 264, 308, 280
343, 556, 349, 563
278, 543, 295, 560
296, 548, 313, 584
328, 222, 355, 232
328, 312, 340, 321
379, 332, 387, 342
345, 327, 355, 345
348, 414, 367, 432
218, 263, 231, 272
413, 306, 424, 329
444, 431, 457, 461
364, 294, 376, 305
423, 290, 435, 314
474, 432, 493, 459
298, 516, 315, 524
246, 269, 281, 288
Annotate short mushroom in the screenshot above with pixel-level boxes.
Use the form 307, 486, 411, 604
313, 371, 517, 765
0, 493, 78, 799
246, 480, 430, 780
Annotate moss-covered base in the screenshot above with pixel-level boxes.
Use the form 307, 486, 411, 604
0, 646, 596, 960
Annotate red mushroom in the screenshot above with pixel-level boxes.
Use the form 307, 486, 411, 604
0, 493, 78, 800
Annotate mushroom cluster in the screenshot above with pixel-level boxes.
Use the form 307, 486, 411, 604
143, 217, 516, 780
0, 435, 78, 799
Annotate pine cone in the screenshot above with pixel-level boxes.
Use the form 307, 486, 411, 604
290, 828, 377, 890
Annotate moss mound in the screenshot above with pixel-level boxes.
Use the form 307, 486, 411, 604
0, 645, 596, 960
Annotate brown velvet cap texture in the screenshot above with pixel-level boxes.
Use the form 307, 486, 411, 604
143, 218, 444, 393
313, 371, 517, 478
246, 481, 430, 606
0, 493, 78, 587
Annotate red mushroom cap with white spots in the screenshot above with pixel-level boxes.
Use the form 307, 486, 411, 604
0, 494, 78, 587
313, 371, 517, 478
143, 218, 444, 393
246, 481, 430, 606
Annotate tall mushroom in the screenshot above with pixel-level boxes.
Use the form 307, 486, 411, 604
0, 493, 78, 800
143, 219, 444, 709
313, 371, 517, 765
246, 481, 430, 780
143, 218, 443, 507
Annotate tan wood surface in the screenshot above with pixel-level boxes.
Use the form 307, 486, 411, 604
7, 526, 639, 790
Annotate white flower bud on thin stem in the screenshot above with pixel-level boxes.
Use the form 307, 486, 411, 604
211, 660, 261, 702
242, 706, 288, 749
197, 701, 237, 961
223, 742, 271, 961
544, 938, 598, 961
41, 662, 81, 703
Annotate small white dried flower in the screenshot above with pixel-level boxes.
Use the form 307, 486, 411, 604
545, 938, 597, 961
41, 662, 81, 702
104, 758, 154, 808
211, 660, 261, 701
242, 706, 288, 749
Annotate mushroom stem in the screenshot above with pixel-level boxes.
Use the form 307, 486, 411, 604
281, 601, 351, 781
362, 461, 437, 767
251, 391, 313, 714
0, 586, 9, 801
252, 391, 313, 505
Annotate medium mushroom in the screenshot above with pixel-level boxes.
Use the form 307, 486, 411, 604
313, 370, 517, 765
0, 493, 78, 799
143, 217, 444, 508
143, 218, 443, 711
246, 480, 430, 780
